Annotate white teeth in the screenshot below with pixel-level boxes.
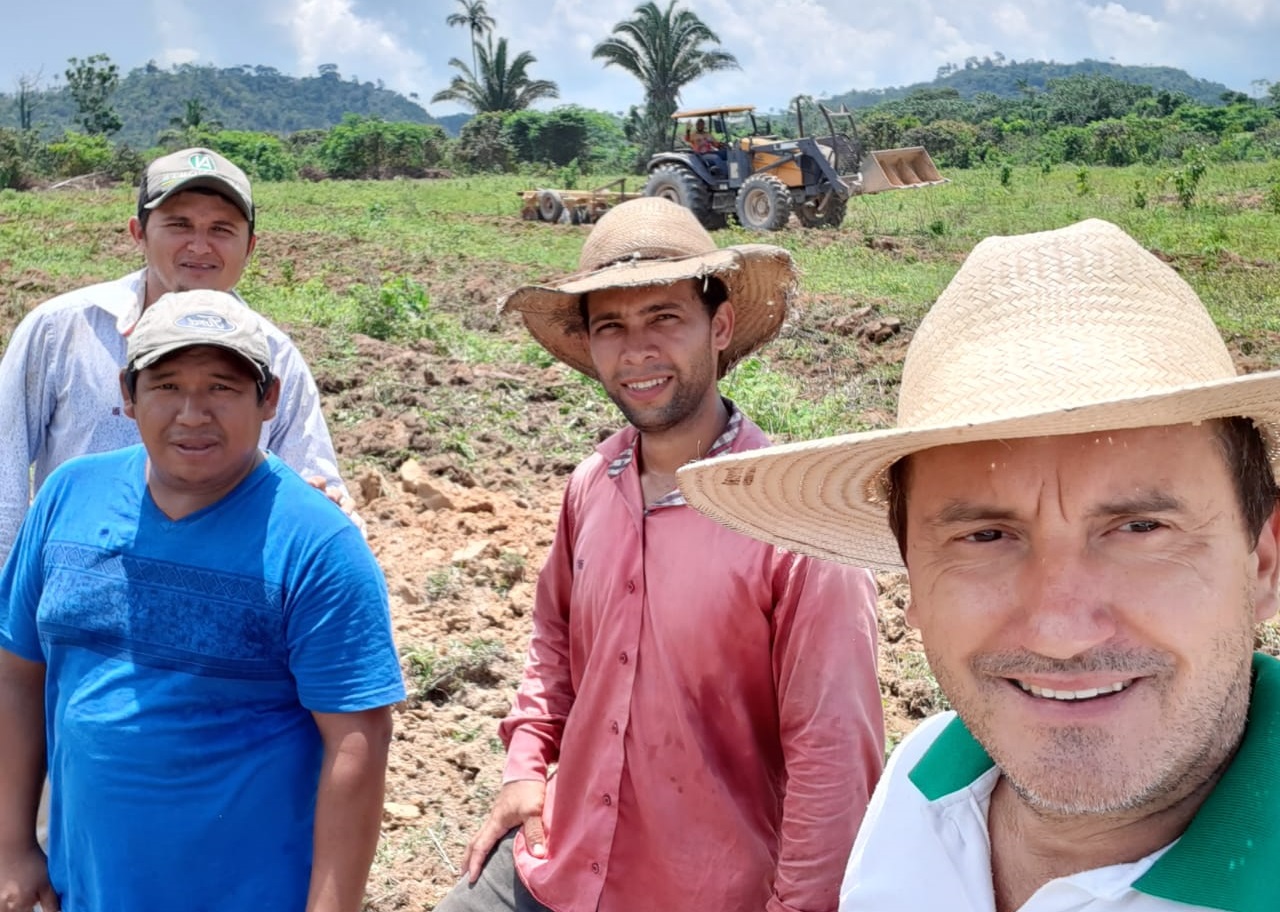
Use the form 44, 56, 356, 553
628, 378, 665, 390
1017, 680, 1132, 701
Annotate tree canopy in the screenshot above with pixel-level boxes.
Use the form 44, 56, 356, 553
431, 37, 559, 114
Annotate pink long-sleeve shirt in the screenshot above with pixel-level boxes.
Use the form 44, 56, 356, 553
499, 409, 884, 912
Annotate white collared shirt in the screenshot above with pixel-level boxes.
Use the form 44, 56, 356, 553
840, 652, 1280, 912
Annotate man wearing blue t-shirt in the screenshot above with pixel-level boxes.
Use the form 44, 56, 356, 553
0, 289, 405, 912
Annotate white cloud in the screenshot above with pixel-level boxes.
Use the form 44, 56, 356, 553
156, 47, 202, 68
275, 0, 429, 92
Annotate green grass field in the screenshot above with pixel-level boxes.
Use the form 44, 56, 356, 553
3, 161, 1279, 446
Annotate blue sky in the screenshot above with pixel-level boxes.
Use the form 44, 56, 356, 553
3, 0, 1277, 116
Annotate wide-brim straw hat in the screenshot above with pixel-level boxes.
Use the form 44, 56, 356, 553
677, 218, 1280, 572
499, 196, 796, 379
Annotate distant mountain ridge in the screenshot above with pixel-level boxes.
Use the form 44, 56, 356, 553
0, 57, 1237, 149
822, 58, 1235, 109
0, 62, 469, 147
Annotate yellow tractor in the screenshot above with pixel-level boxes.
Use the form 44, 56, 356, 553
643, 102, 946, 231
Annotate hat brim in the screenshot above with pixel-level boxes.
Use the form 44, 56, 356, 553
145, 175, 253, 223
677, 371, 1280, 572
500, 245, 795, 379
131, 341, 267, 381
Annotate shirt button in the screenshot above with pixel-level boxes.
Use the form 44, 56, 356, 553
603, 794, 612, 806
610, 721, 619, 734
618, 652, 628, 665
626, 580, 636, 593
591, 862, 601, 874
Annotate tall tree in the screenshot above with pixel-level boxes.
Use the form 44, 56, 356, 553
592, 1, 740, 155
158, 98, 223, 148
15, 71, 43, 131
65, 53, 123, 136
446, 0, 496, 78
431, 37, 558, 114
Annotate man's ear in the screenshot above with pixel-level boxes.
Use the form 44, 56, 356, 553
1251, 505, 1280, 623
246, 233, 258, 258
119, 369, 136, 419
711, 300, 735, 354
260, 376, 281, 422
128, 216, 144, 245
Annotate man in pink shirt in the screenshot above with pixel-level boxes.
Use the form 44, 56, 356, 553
433, 197, 884, 912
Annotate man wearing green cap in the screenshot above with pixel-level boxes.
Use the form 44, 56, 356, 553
0, 288, 404, 912
0, 147, 354, 568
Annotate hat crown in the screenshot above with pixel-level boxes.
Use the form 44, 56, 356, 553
578, 197, 717, 272
898, 219, 1235, 429
128, 289, 270, 378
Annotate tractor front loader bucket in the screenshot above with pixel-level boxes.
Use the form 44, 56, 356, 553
858, 146, 947, 194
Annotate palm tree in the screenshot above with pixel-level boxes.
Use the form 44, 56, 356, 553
446, 0, 496, 78
158, 98, 223, 148
431, 36, 559, 114
592, 1, 740, 154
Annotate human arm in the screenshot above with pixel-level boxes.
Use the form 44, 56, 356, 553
0, 649, 58, 912
262, 334, 350, 502
0, 312, 53, 565
460, 779, 547, 882
768, 558, 884, 912
304, 706, 394, 912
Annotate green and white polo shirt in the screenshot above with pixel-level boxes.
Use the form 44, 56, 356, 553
839, 653, 1280, 911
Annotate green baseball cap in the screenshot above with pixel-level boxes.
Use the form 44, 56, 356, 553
127, 289, 271, 381
138, 147, 254, 223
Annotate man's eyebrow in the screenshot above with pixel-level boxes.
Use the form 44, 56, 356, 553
1088, 491, 1186, 518
928, 502, 1019, 525
588, 301, 682, 328
926, 492, 1187, 526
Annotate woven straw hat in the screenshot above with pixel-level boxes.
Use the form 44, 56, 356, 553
500, 197, 796, 379
677, 218, 1280, 571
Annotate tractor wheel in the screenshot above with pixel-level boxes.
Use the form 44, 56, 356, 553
643, 164, 720, 230
735, 174, 793, 231
796, 195, 848, 229
537, 190, 565, 222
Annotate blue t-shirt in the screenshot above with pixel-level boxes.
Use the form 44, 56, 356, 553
0, 446, 406, 912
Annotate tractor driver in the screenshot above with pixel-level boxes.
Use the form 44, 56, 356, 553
685, 118, 721, 154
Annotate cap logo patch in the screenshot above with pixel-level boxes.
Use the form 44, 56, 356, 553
175, 312, 236, 333
188, 152, 217, 172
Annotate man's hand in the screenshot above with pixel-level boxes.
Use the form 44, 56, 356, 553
0, 843, 59, 912
461, 779, 547, 884
307, 476, 367, 539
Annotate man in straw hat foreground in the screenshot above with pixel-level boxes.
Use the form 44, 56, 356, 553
678, 218, 1280, 911
435, 197, 883, 912
0, 289, 404, 911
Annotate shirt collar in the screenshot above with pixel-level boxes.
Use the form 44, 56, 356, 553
113, 269, 249, 336
606, 399, 744, 509
906, 652, 1280, 912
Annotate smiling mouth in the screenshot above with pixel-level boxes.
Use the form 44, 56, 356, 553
1015, 680, 1134, 701
625, 377, 667, 391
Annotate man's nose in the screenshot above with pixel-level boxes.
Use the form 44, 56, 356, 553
619, 328, 659, 364
1015, 549, 1118, 660
185, 230, 213, 253
175, 393, 212, 424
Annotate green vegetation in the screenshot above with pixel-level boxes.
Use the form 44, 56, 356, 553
404, 639, 508, 705
3, 162, 1278, 452
593, 0, 741, 157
